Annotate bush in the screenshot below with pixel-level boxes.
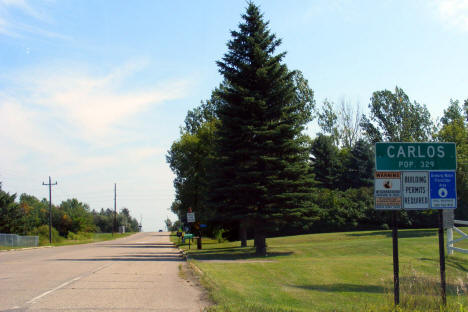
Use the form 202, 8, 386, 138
67, 231, 93, 240
29, 225, 63, 245
214, 228, 226, 243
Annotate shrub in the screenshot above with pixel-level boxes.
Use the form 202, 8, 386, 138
29, 225, 63, 245
214, 228, 226, 243
67, 231, 93, 240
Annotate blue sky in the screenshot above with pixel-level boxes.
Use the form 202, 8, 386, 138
1, 0, 467, 231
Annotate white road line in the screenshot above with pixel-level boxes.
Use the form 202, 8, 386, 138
26, 276, 81, 304
91, 264, 110, 274
24, 264, 110, 306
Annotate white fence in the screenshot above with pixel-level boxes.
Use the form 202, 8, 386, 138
447, 220, 468, 255
0, 233, 39, 247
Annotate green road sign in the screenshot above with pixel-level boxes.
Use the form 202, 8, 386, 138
376, 142, 456, 171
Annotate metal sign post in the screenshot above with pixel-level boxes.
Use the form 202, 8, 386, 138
438, 210, 447, 305
392, 211, 399, 305
374, 142, 456, 307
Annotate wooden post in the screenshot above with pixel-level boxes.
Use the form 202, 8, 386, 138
438, 210, 447, 306
392, 211, 400, 306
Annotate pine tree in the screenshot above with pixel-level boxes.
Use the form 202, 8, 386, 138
209, 3, 315, 255
310, 134, 340, 189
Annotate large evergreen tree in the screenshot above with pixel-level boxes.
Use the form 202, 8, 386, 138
209, 3, 315, 255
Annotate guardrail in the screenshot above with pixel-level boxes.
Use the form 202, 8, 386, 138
447, 220, 468, 255
0, 233, 39, 247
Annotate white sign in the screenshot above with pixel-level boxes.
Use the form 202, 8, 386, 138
402, 171, 429, 209
187, 212, 195, 223
375, 172, 401, 210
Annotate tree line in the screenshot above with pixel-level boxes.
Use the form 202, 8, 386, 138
167, 3, 468, 255
0, 188, 140, 242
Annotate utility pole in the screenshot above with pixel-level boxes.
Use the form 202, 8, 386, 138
42, 176, 57, 244
113, 183, 116, 236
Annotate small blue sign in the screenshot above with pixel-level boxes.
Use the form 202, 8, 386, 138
200, 224, 207, 228
429, 171, 456, 209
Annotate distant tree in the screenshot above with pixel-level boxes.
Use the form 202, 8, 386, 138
360, 86, 433, 143
437, 99, 466, 145
338, 100, 362, 149
291, 70, 316, 124
318, 99, 339, 145
59, 199, 95, 234
210, 3, 316, 255
18, 194, 48, 234
167, 119, 218, 228
347, 139, 374, 188
164, 218, 173, 231
183, 89, 220, 135
0, 190, 20, 233
436, 99, 468, 220
310, 134, 340, 188
318, 99, 362, 149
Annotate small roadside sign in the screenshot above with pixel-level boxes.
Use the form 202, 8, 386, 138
402, 171, 429, 209
430, 171, 456, 209
187, 212, 195, 223
375, 171, 402, 210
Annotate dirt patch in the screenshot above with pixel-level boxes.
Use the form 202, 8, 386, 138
180, 262, 213, 308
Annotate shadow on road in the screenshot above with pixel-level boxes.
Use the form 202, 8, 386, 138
54, 253, 184, 262
101, 243, 176, 248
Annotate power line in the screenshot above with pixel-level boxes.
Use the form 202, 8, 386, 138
113, 183, 117, 237
42, 176, 57, 244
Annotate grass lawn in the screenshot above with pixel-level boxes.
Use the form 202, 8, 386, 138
173, 229, 468, 312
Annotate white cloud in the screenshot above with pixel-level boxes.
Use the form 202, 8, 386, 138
0, 96, 67, 156
1, 0, 47, 21
0, 60, 192, 230
0, 0, 66, 38
0, 59, 192, 173
433, 0, 468, 31
4, 60, 191, 144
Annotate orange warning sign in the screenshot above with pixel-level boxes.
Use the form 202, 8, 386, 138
376, 172, 401, 179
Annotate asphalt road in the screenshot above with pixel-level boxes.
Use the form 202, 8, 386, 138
0, 232, 208, 312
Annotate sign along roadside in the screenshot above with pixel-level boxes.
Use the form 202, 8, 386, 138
187, 212, 195, 223
375, 171, 401, 210
375, 170, 456, 210
376, 142, 456, 171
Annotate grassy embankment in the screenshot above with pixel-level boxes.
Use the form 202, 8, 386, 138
173, 229, 468, 312
47, 232, 135, 246
0, 232, 134, 250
